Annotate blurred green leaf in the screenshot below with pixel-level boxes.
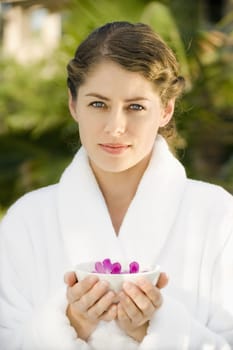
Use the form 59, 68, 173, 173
141, 2, 191, 86
0, 0, 232, 210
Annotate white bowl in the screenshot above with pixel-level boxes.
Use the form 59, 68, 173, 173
75, 262, 160, 292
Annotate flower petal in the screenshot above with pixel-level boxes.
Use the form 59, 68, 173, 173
94, 261, 105, 273
111, 262, 122, 274
103, 258, 112, 273
129, 261, 139, 273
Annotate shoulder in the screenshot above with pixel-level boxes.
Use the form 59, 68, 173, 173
184, 178, 233, 221
1, 184, 59, 228
11, 184, 58, 210
185, 179, 232, 203
181, 180, 233, 256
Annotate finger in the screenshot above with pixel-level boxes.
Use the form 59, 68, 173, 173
66, 275, 99, 304
64, 271, 77, 286
122, 282, 155, 317
156, 272, 169, 289
101, 303, 117, 322
136, 278, 163, 306
123, 280, 162, 315
117, 302, 130, 326
75, 280, 110, 313
119, 291, 144, 326
87, 290, 115, 320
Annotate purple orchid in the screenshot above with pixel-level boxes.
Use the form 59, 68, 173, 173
102, 258, 112, 273
94, 258, 140, 274
111, 262, 122, 274
129, 261, 139, 273
94, 261, 105, 273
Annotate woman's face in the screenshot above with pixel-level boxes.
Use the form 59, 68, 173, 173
69, 60, 174, 174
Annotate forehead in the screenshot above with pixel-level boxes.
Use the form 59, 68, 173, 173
79, 60, 158, 99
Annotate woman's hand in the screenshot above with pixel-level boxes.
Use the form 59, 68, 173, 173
64, 271, 117, 341
116, 272, 168, 342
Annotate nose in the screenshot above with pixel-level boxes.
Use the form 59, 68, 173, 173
104, 107, 126, 136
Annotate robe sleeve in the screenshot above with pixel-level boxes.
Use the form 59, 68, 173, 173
21, 288, 91, 350
139, 294, 232, 350
0, 203, 139, 350
139, 210, 233, 350
0, 207, 90, 350
89, 321, 139, 350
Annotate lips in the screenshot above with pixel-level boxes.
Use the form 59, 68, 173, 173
99, 143, 130, 154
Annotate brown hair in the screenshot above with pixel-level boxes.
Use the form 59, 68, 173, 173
67, 21, 185, 141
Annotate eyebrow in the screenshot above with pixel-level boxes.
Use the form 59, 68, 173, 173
85, 93, 150, 102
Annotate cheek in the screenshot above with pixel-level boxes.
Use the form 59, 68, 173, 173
135, 118, 160, 135
78, 118, 101, 137
137, 121, 160, 146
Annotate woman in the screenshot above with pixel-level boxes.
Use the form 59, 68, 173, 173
0, 21, 232, 350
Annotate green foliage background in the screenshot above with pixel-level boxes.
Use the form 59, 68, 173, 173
0, 0, 233, 213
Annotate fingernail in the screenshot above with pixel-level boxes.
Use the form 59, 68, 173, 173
113, 295, 120, 304
123, 281, 132, 290
110, 304, 117, 315
119, 291, 124, 298
136, 278, 146, 287
98, 280, 109, 288
107, 291, 114, 298
89, 275, 98, 283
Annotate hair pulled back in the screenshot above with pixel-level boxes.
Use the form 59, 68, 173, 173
67, 21, 185, 141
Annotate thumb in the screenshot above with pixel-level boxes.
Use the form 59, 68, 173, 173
156, 272, 169, 289
64, 271, 77, 286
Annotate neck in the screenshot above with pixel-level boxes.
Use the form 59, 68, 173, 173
93, 154, 151, 201
89, 153, 152, 233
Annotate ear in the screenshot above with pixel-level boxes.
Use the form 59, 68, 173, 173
159, 99, 175, 127
68, 89, 79, 122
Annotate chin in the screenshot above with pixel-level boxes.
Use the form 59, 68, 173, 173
91, 158, 136, 174
99, 164, 133, 173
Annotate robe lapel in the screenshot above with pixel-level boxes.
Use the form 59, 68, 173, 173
118, 136, 187, 269
58, 136, 187, 270
57, 148, 125, 267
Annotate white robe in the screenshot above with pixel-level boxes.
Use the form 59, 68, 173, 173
0, 136, 233, 350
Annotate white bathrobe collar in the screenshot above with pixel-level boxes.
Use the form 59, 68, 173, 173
58, 135, 187, 269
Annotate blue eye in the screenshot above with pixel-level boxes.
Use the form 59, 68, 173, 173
129, 104, 144, 111
90, 101, 105, 108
